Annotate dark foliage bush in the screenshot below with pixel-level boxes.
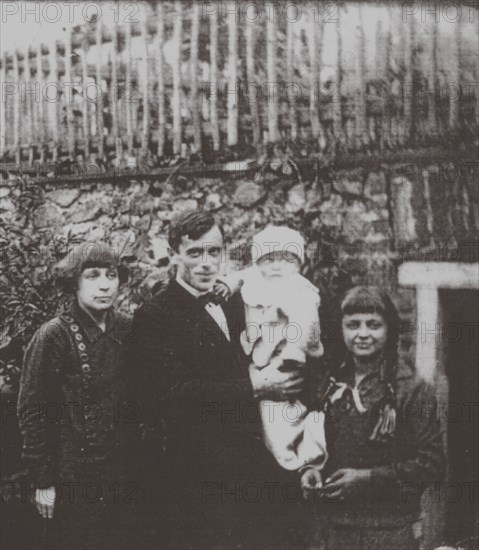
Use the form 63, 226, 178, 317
0, 177, 151, 393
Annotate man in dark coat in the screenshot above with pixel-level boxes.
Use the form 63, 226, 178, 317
129, 211, 307, 550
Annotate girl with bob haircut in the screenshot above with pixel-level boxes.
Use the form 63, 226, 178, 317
301, 286, 444, 550
17, 241, 133, 550
57, 241, 130, 290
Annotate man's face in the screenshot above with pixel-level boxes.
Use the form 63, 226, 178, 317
171, 225, 224, 292
77, 267, 120, 314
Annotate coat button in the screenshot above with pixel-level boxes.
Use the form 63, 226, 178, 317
80, 353, 89, 362
70, 324, 80, 333
81, 364, 91, 373
77, 342, 86, 351
75, 333, 83, 341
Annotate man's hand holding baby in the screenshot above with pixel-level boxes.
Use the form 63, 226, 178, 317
249, 361, 305, 400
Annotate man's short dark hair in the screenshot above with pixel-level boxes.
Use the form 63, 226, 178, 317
168, 210, 223, 252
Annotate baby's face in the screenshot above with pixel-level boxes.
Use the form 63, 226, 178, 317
257, 251, 301, 281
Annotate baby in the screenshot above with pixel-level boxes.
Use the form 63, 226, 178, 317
215, 226, 327, 472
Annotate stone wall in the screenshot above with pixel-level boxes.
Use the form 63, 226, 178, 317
1, 154, 478, 366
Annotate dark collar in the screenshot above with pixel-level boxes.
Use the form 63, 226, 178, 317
336, 356, 413, 386
69, 301, 121, 344
336, 359, 382, 388
154, 279, 242, 324
164, 280, 211, 310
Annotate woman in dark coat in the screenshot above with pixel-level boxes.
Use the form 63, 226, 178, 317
17, 242, 133, 550
302, 286, 445, 550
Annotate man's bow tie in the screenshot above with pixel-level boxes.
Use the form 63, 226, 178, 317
197, 292, 224, 307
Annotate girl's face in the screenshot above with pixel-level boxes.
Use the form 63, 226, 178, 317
77, 267, 119, 314
257, 251, 301, 281
342, 312, 388, 361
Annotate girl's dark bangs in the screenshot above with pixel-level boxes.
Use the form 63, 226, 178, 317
78, 244, 129, 284
55, 241, 129, 290
341, 287, 387, 316
81, 260, 117, 271
79, 243, 119, 266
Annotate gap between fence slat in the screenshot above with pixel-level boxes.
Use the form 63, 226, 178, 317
209, 7, 220, 151
190, 2, 201, 154
172, 0, 183, 155
95, 21, 104, 161
157, 3, 165, 157
226, 0, 238, 147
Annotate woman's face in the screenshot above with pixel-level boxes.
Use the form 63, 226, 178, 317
342, 312, 388, 360
77, 267, 120, 314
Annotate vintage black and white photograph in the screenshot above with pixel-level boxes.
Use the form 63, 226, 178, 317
0, 1, 478, 549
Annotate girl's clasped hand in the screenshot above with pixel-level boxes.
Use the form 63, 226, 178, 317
301, 466, 370, 501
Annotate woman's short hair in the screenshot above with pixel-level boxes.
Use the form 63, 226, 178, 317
168, 210, 223, 252
340, 286, 401, 351
55, 241, 129, 291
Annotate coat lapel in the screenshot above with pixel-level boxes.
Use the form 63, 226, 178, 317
163, 281, 229, 347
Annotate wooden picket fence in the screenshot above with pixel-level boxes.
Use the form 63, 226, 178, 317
1, 1, 478, 165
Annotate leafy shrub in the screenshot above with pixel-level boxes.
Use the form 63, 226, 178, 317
0, 178, 71, 392
0, 176, 156, 393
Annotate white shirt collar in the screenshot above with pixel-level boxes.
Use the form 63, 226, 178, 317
175, 275, 209, 299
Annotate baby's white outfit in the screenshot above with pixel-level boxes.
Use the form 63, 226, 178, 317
220, 265, 327, 471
